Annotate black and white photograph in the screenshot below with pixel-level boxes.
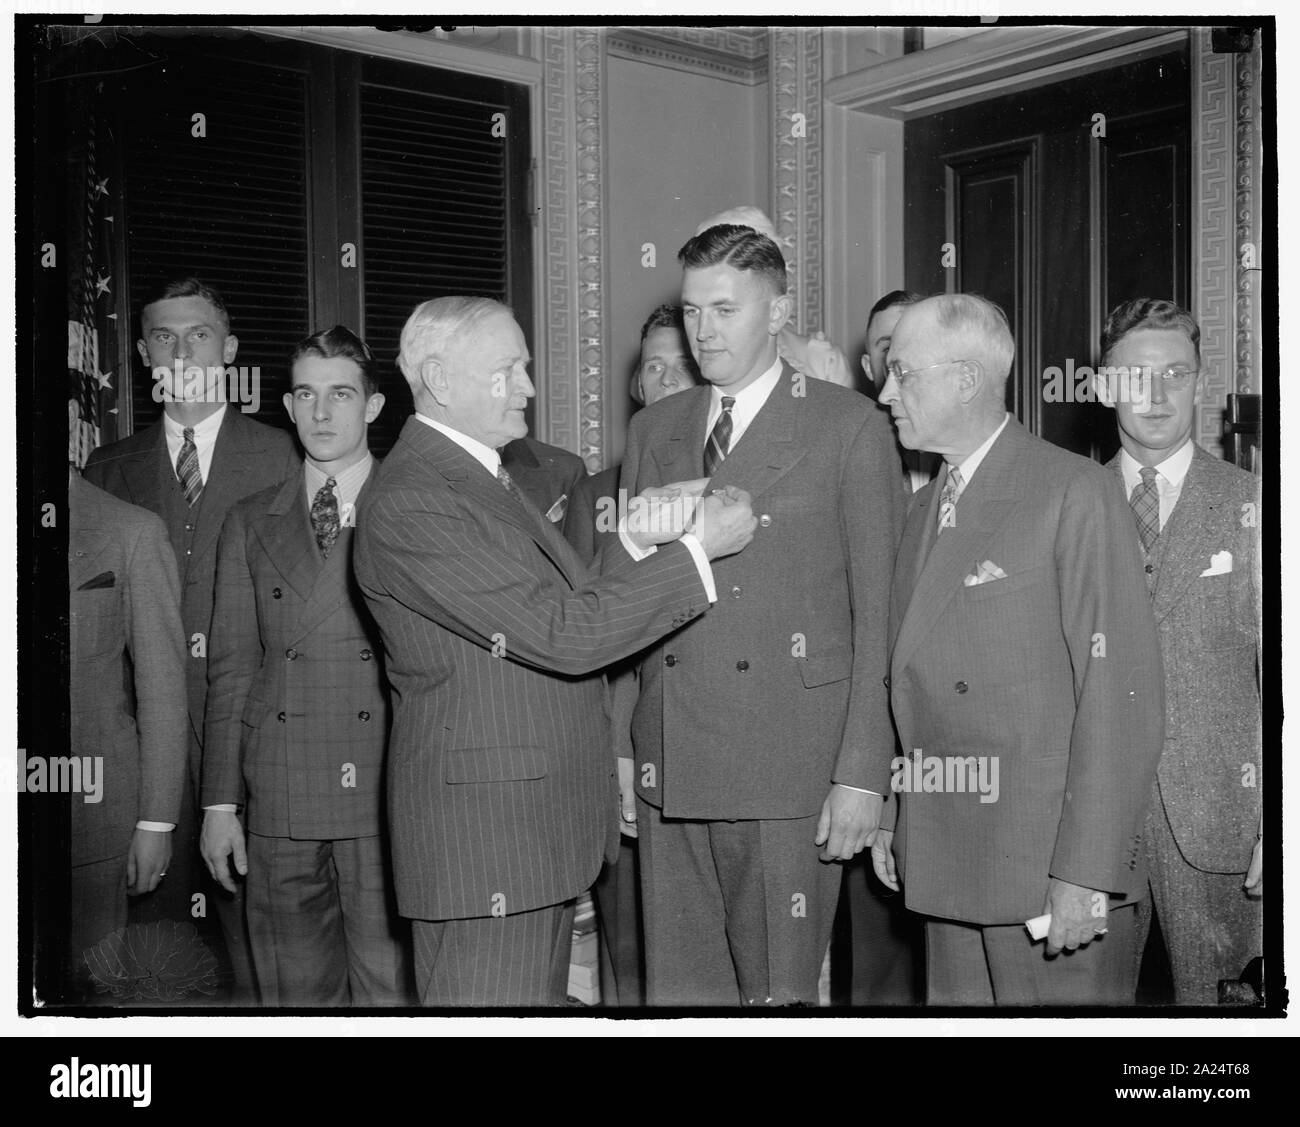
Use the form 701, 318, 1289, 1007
9, 6, 1288, 1083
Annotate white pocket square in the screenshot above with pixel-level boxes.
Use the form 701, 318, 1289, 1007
545, 494, 569, 523
1199, 550, 1233, 577
963, 560, 1008, 586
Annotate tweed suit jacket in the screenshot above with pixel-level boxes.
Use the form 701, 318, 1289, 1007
619, 363, 907, 820
70, 475, 189, 866
501, 435, 586, 525
1107, 443, 1262, 873
884, 418, 1166, 925
83, 409, 299, 774
202, 465, 390, 840
353, 417, 711, 922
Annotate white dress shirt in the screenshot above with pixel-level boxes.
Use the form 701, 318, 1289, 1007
1118, 439, 1194, 532
304, 452, 374, 529
704, 356, 784, 447
945, 412, 1011, 496
163, 404, 227, 489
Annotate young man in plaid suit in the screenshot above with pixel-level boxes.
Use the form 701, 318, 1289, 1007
200, 326, 411, 1005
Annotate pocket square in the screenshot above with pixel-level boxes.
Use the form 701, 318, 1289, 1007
545, 494, 569, 524
963, 560, 1008, 587
77, 570, 116, 590
1199, 550, 1233, 577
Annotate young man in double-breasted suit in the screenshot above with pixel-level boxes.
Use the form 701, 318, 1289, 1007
201, 326, 410, 1005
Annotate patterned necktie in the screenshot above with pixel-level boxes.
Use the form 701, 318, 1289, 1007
176, 427, 203, 507
497, 465, 531, 510
311, 477, 340, 557
1129, 466, 1161, 554
936, 464, 963, 535
703, 396, 736, 478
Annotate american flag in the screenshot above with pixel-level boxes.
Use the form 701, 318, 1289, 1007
68, 88, 116, 468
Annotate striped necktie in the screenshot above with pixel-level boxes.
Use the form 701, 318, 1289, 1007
176, 427, 203, 506
936, 464, 963, 535
1129, 466, 1161, 554
703, 396, 735, 478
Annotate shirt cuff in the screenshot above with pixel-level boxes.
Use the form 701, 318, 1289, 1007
678, 533, 716, 603
134, 821, 175, 832
203, 804, 239, 813
834, 784, 880, 796
618, 522, 656, 561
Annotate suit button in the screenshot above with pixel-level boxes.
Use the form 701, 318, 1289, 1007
286, 648, 298, 660
955, 681, 968, 694
1144, 563, 1154, 574
759, 514, 772, 527
360, 648, 373, 660
736, 660, 750, 672
272, 587, 282, 599
883, 676, 891, 689
730, 586, 742, 598
358, 710, 371, 722
664, 655, 677, 667
277, 711, 286, 723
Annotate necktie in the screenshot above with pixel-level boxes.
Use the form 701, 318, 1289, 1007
703, 396, 736, 478
1129, 466, 1161, 554
311, 477, 340, 557
937, 464, 963, 535
176, 427, 203, 506
497, 466, 532, 510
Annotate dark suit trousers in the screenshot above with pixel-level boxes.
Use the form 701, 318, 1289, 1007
247, 833, 412, 1006
637, 797, 840, 1006
593, 839, 645, 1006
411, 900, 576, 1006
1134, 793, 1262, 1005
841, 856, 923, 1005
924, 904, 1140, 1006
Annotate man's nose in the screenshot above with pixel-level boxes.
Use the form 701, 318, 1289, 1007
879, 373, 899, 405
695, 315, 714, 341
313, 398, 330, 421
1149, 372, 1168, 405
516, 371, 536, 399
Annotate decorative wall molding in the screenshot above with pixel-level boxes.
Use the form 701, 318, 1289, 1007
1235, 35, 1261, 396
605, 26, 768, 85
1191, 28, 1235, 452
541, 27, 606, 469
770, 27, 823, 336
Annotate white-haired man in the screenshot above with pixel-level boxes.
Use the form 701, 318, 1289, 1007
353, 296, 756, 1005
874, 293, 1165, 1004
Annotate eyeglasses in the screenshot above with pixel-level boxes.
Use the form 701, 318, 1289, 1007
1112, 366, 1201, 392
884, 359, 969, 386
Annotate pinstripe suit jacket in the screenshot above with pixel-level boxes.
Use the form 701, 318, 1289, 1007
884, 419, 1165, 925
202, 465, 390, 840
353, 417, 710, 922
83, 410, 299, 773
1107, 444, 1261, 873
620, 365, 906, 819
70, 475, 188, 866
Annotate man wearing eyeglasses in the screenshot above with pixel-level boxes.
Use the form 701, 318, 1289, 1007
1097, 298, 1262, 1005
873, 293, 1164, 1005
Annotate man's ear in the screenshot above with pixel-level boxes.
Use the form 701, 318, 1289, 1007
629, 370, 645, 406
364, 392, 386, 424
420, 357, 448, 404
282, 391, 295, 422
769, 293, 792, 336
223, 333, 239, 366
955, 359, 984, 404
136, 339, 151, 368
1093, 366, 1119, 409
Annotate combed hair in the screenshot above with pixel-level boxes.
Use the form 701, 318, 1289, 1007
397, 296, 511, 390
1101, 298, 1201, 364
927, 293, 1016, 383
678, 224, 787, 295
867, 289, 925, 330
289, 325, 377, 396
141, 277, 230, 331
639, 303, 685, 345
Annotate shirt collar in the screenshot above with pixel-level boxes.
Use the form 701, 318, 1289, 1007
163, 403, 227, 441
1118, 438, 1194, 493
305, 451, 373, 504
416, 413, 501, 478
710, 355, 783, 421
948, 412, 1010, 486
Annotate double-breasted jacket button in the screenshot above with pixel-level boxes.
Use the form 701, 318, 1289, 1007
277, 711, 286, 723
285, 648, 298, 660
736, 660, 750, 672
759, 514, 772, 527
358, 710, 371, 722
730, 586, 742, 598
664, 654, 677, 667
955, 681, 968, 694
360, 648, 373, 661
272, 587, 282, 599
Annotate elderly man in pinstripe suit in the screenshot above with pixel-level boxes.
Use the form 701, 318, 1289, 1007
354, 296, 756, 1006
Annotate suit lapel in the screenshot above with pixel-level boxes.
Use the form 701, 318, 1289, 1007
405, 419, 585, 589
189, 410, 278, 567
120, 423, 170, 513
648, 386, 711, 485
291, 471, 379, 641
1151, 449, 1216, 622
252, 469, 321, 603
889, 479, 938, 652
705, 365, 809, 500
890, 423, 1023, 680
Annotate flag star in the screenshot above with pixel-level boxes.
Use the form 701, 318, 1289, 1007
108, 408, 119, 415
106, 313, 117, 321
94, 274, 111, 296
93, 177, 110, 198
95, 370, 113, 391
